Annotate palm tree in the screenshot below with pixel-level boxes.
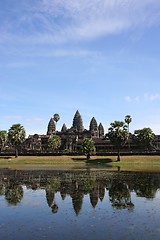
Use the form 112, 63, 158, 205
48, 135, 61, 153
125, 115, 132, 133
0, 130, 7, 153
53, 113, 60, 134
107, 121, 128, 161
82, 138, 95, 159
8, 124, 26, 157
125, 115, 132, 150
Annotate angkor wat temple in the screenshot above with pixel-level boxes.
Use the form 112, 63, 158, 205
2, 110, 160, 155
25, 110, 108, 154
22, 110, 160, 155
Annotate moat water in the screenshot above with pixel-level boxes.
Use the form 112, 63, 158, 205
0, 168, 160, 240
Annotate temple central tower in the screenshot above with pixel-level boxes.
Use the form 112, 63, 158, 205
72, 110, 84, 132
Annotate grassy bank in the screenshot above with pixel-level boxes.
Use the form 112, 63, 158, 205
0, 155, 88, 166
0, 155, 160, 170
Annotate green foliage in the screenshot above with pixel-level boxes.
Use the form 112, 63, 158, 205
47, 177, 61, 191
109, 180, 134, 209
134, 127, 155, 150
124, 115, 132, 133
53, 113, 60, 123
63, 149, 70, 154
8, 124, 26, 157
124, 115, 132, 126
82, 138, 95, 159
0, 130, 7, 142
107, 121, 129, 161
107, 121, 129, 147
0, 130, 8, 152
5, 182, 23, 205
53, 113, 60, 134
48, 135, 61, 151
82, 179, 95, 194
8, 124, 26, 145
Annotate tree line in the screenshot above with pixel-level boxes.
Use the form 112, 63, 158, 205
82, 115, 155, 161
0, 114, 155, 160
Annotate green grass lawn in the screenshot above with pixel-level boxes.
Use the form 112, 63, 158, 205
0, 155, 160, 172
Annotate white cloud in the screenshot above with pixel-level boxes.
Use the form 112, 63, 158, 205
4, 115, 22, 120
40, 0, 160, 39
125, 96, 131, 102
125, 93, 160, 103
26, 117, 44, 123
0, 61, 35, 69
25, 48, 94, 57
144, 93, 160, 101
135, 96, 140, 102
1, 0, 160, 44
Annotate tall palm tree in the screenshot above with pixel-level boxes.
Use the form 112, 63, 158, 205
8, 124, 26, 157
0, 130, 7, 153
125, 115, 132, 133
107, 121, 128, 161
53, 113, 60, 134
125, 115, 132, 150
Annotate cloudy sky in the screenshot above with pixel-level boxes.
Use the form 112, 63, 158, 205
1, 0, 160, 136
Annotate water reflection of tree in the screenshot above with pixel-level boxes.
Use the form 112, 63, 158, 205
51, 203, 59, 213
134, 174, 158, 199
109, 179, 134, 210
5, 180, 23, 205
45, 177, 60, 214
0, 179, 5, 196
28, 175, 41, 190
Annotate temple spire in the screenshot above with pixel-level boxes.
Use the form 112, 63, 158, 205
98, 123, 104, 138
89, 117, 99, 138
61, 123, 67, 132
47, 118, 55, 135
72, 110, 84, 132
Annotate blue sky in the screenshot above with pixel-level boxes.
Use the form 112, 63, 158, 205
1, 0, 160, 136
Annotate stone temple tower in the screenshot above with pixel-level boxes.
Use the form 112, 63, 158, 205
98, 123, 104, 138
61, 123, 67, 132
89, 117, 99, 138
72, 110, 84, 132
47, 118, 55, 135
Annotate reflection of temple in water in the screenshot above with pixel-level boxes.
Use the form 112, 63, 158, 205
0, 169, 160, 215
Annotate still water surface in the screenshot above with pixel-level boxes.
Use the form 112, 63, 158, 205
0, 168, 160, 240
